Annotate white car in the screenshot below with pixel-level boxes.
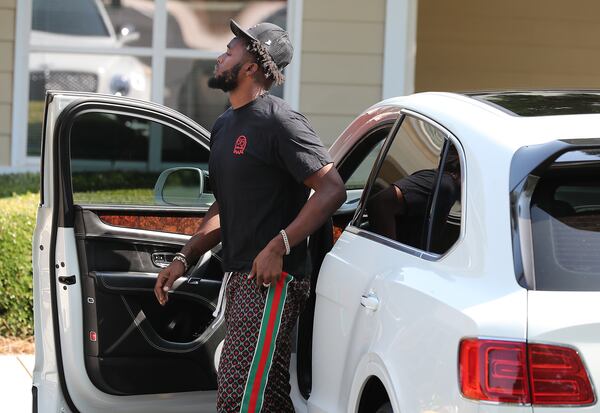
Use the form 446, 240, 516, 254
32, 90, 600, 412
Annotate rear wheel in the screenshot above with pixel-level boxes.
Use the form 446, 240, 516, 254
375, 402, 393, 413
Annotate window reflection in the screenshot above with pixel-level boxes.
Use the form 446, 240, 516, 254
26, 0, 290, 157
27, 52, 151, 156
164, 58, 283, 130
166, 1, 286, 51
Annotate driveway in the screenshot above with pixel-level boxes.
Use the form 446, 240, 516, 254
0, 355, 34, 412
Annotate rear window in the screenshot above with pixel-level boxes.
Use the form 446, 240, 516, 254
530, 150, 600, 290
467, 91, 600, 117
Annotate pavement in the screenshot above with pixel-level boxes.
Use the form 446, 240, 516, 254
0, 354, 34, 412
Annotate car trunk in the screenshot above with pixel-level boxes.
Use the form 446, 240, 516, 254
525, 149, 600, 410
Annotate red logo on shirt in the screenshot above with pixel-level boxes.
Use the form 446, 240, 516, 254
233, 135, 247, 155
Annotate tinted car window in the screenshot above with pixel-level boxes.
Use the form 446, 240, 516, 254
360, 115, 462, 253
345, 140, 384, 190
468, 91, 600, 117
69, 111, 212, 207
531, 152, 600, 290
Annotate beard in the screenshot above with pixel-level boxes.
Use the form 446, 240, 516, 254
208, 63, 243, 92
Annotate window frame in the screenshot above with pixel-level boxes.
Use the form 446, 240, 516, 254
348, 108, 467, 261
11, 0, 302, 169
70, 108, 211, 209
53, 100, 212, 228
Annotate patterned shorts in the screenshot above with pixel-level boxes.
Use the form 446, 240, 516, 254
216, 272, 310, 413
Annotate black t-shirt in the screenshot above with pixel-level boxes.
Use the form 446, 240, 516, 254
208, 94, 332, 278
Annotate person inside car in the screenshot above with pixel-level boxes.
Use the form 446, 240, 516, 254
367, 145, 461, 248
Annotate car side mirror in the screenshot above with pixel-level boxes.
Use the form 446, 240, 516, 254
154, 167, 205, 206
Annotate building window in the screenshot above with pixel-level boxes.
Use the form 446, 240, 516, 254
25, 0, 290, 158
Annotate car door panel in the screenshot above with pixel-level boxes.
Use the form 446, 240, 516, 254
74, 206, 224, 396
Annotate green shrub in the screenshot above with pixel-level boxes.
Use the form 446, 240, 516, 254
71, 171, 159, 192
0, 173, 40, 198
0, 171, 161, 338
0, 171, 159, 199
0, 193, 38, 338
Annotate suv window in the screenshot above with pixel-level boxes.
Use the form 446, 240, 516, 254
358, 115, 462, 253
345, 140, 385, 190
69, 111, 212, 207
530, 150, 600, 290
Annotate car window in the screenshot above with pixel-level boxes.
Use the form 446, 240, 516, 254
530, 150, 600, 290
358, 115, 463, 253
32, 0, 110, 37
345, 140, 385, 190
69, 111, 213, 207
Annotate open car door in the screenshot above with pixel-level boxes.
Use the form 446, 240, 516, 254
33, 92, 225, 412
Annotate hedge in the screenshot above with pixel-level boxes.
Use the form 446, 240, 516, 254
0, 193, 38, 338
0, 171, 163, 339
0, 173, 39, 198
0, 171, 159, 198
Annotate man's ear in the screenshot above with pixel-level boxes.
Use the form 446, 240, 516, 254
244, 62, 259, 77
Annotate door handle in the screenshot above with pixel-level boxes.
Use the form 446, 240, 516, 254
152, 252, 176, 268
360, 291, 379, 311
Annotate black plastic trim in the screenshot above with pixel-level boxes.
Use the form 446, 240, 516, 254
32, 385, 38, 413
82, 204, 211, 214
424, 140, 451, 251
346, 226, 427, 259
509, 138, 600, 289
39, 93, 52, 206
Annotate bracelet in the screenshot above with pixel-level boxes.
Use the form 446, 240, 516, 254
279, 229, 291, 256
173, 252, 189, 271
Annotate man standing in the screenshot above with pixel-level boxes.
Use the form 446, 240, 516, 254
154, 20, 346, 413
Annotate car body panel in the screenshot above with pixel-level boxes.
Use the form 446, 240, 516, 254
311, 228, 529, 412
528, 292, 600, 412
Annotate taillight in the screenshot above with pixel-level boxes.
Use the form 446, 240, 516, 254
460, 339, 530, 403
459, 338, 595, 406
528, 343, 595, 405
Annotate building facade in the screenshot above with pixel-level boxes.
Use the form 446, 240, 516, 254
0, 0, 16, 169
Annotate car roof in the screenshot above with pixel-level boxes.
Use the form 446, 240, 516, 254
371, 91, 600, 152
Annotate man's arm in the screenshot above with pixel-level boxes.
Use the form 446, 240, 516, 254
154, 201, 221, 305
249, 163, 346, 285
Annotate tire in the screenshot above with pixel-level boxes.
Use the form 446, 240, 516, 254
375, 402, 393, 413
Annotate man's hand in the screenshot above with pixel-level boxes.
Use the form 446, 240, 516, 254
248, 235, 286, 286
153, 201, 221, 306
154, 260, 186, 305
